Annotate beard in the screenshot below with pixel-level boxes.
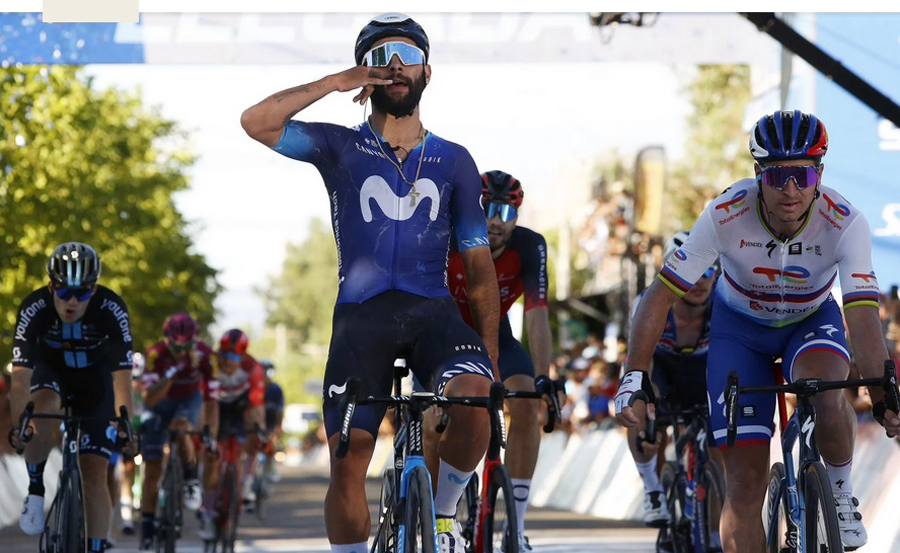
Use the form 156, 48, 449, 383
371, 72, 426, 118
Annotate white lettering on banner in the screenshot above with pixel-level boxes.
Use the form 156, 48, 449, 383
874, 204, 900, 237
359, 176, 439, 223
878, 119, 900, 151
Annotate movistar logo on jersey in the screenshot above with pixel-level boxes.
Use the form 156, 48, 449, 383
752, 265, 810, 285
359, 176, 440, 222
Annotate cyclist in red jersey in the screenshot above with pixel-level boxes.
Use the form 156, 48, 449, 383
198, 329, 266, 539
139, 312, 219, 550
442, 170, 556, 551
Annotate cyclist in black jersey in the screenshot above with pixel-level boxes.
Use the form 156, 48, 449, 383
9, 242, 135, 553
241, 13, 501, 553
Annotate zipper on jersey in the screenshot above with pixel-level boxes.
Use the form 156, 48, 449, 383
779, 241, 787, 304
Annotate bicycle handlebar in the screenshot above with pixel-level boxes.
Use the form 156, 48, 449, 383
335, 378, 509, 460
633, 390, 657, 455
725, 360, 900, 447
12, 402, 136, 455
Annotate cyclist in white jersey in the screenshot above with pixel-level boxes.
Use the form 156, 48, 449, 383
615, 110, 900, 553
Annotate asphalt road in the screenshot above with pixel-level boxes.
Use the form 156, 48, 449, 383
0, 464, 656, 552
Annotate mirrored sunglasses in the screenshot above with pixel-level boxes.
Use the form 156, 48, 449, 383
484, 202, 517, 222
223, 352, 242, 363
363, 42, 426, 67
758, 164, 821, 191
54, 286, 93, 302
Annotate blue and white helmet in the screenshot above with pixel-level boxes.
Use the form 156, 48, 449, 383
355, 13, 430, 65
749, 110, 828, 164
47, 242, 101, 287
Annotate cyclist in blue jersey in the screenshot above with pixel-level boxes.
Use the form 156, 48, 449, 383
616, 111, 900, 553
625, 232, 720, 541
241, 13, 500, 553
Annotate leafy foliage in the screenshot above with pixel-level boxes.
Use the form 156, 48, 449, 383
0, 66, 221, 356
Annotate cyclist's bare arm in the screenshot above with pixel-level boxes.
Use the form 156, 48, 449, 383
618, 279, 679, 427
113, 369, 134, 421
845, 305, 900, 434
240, 66, 394, 147
204, 399, 219, 437
460, 247, 501, 378
143, 378, 173, 409
9, 365, 33, 421
525, 306, 552, 378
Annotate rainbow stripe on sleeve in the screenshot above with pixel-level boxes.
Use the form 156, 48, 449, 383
657, 266, 691, 297
842, 291, 880, 309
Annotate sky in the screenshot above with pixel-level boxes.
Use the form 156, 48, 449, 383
85, 61, 692, 336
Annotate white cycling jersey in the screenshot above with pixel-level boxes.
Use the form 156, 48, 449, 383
658, 179, 879, 327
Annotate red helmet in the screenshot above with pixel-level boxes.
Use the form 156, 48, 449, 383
163, 311, 198, 345
219, 329, 249, 355
481, 170, 524, 208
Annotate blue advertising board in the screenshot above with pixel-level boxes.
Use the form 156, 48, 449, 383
814, 14, 900, 291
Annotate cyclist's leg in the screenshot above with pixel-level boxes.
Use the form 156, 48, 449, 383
138, 397, 179, 543
783, 297, 863, 546
497, 318, 539, 538
707, 301, 781, 553
19, 363, 65, 534
321, 297, 398, 549
170, 391, 204, 509
413, 298, 493, 519
77, 372, 119, 552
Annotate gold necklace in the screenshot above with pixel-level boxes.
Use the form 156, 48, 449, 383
370, 119, 427, 206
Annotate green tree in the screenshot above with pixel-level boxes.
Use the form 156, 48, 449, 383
669, 65, 752, 230
0, 66, 221, 356
256, 218, 338, 404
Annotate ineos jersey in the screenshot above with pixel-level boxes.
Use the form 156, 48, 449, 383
143, 340, 219, 401
12, 286, 133, 371
271, 120, 488, 304
658, 179, 879, 327
447, 226, 548, 327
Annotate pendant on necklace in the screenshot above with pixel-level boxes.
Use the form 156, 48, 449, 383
409, 185, 421, 207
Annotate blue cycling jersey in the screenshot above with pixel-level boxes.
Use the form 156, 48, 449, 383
272, 120, 489, 304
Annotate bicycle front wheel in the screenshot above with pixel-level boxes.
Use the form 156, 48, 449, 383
218, 464, 241, 553
802, 462, 842, 553
456, 472, 479, 553
45, 469, 85, 553
482, 463, 518, 553
697, 461, 725, 552
403, 466, 437, 553
375, 468, 397, 553
764, 462, 792, 553
659, 461, 689, 553
158, 462, 181, 553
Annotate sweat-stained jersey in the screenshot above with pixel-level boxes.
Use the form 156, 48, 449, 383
657, 179, 878, 327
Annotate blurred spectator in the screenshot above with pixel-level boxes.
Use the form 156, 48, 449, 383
587, 361, 618, 423
1, 365, 13, 456
563, 357, 594, 432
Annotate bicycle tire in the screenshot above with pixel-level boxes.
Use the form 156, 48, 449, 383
158, 459, 180, 553
659, 461, 689, 553
697, 461, 725, 552
219, 463, 241, 553
482, 463, 518, 553
764, 462, 792, 553
456, 473, 479, 553
65, 468, 86, 553
802, 462, 842, 553
375, 468, 397, 553
403, 466, 437, 553
44, 468, 85, 553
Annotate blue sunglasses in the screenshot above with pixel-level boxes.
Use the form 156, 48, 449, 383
54, 286, 94, 302
484, 202, 517, 222
223, 352, 242, 363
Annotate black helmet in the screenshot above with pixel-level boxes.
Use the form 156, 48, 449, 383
47, 242, 101, 288
481, 170, 524, 208
749, 110, 828, 165
355, 13, 430, 66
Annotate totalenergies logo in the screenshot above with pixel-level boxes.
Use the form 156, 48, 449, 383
851, 272, 877, 284
674, 249, 687, 261
753, 265, 810, 284
715, 189, 748, 214
823, 193, 850, 221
